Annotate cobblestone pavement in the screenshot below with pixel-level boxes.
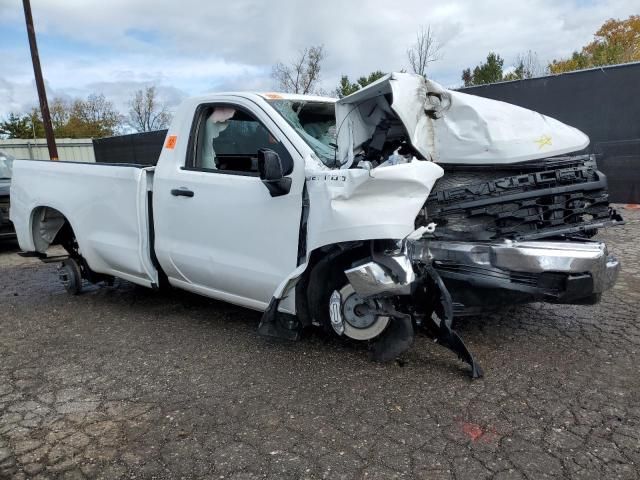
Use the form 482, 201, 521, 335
0, 207, 638, 480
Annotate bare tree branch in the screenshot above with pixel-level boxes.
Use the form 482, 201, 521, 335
516, 50, 544, 78
272, 45, 326, 94
503, 51, 545, 81
407, 25, 442, 77
128, 86, 172, 133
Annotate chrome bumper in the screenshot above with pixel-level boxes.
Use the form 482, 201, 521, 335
416, 239, 620, 298
344, 237, 620, 305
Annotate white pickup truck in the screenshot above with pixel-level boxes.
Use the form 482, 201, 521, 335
11, 73, 622, 376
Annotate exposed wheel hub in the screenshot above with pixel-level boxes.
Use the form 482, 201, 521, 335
58, 269, 71, 287
330, 284, 390, 340
343, 293, 378, 329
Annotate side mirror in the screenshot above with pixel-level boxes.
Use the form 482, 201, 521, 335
257, 148, 292, 197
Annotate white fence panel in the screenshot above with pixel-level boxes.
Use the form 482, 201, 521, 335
0, 138, 95, 162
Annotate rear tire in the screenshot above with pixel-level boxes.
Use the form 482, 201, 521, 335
58, 258, 82, 295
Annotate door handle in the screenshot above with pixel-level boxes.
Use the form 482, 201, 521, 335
171, 187, 194, 197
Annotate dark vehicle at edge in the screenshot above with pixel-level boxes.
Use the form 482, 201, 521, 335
0, 151, 15, 240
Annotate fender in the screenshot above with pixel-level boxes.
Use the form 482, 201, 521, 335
29, 205, 75, 254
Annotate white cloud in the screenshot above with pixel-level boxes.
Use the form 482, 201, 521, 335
1, 0, 638, 117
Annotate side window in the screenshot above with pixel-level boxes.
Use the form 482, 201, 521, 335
193, 105, 291, 175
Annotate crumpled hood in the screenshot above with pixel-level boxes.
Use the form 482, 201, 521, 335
336, 72, 589, 166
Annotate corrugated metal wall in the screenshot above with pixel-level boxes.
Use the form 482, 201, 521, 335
0, 138, 95, 162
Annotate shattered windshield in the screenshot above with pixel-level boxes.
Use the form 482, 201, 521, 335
0, 152, 14, 180
267, 100, 336, 165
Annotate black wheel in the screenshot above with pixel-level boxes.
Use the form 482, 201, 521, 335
58, 258, 82, 295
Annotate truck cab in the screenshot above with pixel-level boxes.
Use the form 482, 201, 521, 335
152, 93, 318, 312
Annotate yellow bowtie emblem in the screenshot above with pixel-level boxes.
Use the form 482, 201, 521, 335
534, 135, 552, 149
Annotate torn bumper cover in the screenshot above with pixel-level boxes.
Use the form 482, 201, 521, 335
343, 249, 484, 378
338, 238, 618, 378
345, 254, 415, 297
415, 239, 620, 307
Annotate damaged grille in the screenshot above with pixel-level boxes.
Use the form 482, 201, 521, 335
425, 155, 621, 241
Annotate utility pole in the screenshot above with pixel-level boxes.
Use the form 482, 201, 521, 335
22, 0, 58, 160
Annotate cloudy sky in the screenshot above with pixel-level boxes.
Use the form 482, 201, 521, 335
0, 0, 637, 118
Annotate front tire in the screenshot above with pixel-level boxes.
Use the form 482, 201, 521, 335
312, 260, 390, 342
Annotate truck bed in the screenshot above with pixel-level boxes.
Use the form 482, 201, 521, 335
10, 160, 158, 287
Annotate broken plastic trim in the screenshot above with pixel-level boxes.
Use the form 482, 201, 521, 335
257, 297, 301, 341
421, 265, 484, 378
345, 260, 414, 298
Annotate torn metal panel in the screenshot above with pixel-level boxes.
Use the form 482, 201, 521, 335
345, 260, 413, 298
304, 160, 444, 252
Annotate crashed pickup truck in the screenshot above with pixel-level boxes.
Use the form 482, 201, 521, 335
11, 73, 622, 376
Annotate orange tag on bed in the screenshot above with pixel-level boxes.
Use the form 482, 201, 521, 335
165, 135, 177, 149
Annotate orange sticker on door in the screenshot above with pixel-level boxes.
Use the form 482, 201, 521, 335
165, 135, 178, 149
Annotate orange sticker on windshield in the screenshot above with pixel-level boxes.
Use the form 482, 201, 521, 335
165, 135, 177, 149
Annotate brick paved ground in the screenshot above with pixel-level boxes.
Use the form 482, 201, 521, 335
0, 206, 638, 479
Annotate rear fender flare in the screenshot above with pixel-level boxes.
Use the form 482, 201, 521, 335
29, 206, 75, 254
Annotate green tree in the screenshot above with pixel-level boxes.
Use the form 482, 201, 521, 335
1, 94, 121, 139
336, 76, 360, 98
502, 65, 525, 81
335, 70, 386, 98
63, 94, 121, 138
549, 15, 640, 73
461, 52, 505, 86
0, 113, 38, 139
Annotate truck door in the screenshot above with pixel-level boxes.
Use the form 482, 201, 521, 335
153, 100, 304, 311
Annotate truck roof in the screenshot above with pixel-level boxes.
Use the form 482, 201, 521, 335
187, 91, 337, 104
257, 92, 337, 103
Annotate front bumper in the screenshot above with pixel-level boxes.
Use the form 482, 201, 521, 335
415, 239, 620, 306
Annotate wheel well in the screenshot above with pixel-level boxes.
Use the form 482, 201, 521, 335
30, 206, 77, 255
295, 242, 369, 328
